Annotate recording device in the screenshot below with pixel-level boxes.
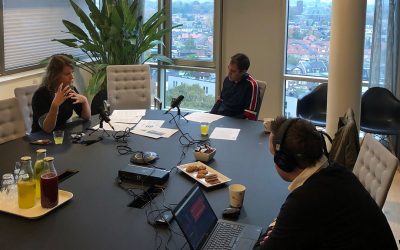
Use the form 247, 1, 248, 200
118, 164, 170, 185
130, 151, 159, 165
99, 100, 114, 130
164, 95, 184, 114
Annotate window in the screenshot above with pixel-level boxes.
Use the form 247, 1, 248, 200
165, 69, 215, 111
171, 0, 214, 62
146, 0, 219, 111
284, 0, 375, 117
0, 0, 89, 74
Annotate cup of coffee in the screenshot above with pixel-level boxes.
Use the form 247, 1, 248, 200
53, 130, 64, 145
229, 184, 246, 208
263, 118, 274, 133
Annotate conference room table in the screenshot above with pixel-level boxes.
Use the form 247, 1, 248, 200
0, 110, 288, 250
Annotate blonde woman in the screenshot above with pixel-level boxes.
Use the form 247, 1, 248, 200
31, 55, 90, 133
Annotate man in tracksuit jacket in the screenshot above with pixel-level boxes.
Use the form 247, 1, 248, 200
211, 53, 260, 120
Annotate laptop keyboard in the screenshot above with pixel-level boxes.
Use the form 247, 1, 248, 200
204, 222, 244, 249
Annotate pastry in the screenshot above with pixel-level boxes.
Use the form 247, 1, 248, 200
196, 173, 206, 178
186, 165, 198, 173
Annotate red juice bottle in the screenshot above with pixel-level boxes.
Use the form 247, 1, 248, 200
40, 157, 58, 208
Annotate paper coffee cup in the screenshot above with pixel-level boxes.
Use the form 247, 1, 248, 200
263, 118, 274, 133
229, 184, 246, 208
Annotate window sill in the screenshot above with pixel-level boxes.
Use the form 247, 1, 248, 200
0, 68, 45, 85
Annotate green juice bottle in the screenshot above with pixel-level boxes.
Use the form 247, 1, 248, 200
34, 149, 46, 198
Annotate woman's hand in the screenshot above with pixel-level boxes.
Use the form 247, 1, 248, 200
52, 83, 71, 107
67, 89, 88, 105
67, 87, 91, 120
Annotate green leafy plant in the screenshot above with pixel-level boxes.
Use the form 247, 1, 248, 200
53, 0, 181, 98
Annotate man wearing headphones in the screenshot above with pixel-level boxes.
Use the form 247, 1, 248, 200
258, 117, 396, 249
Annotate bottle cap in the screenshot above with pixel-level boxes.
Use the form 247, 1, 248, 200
36, 149, 47, 153
44, 156, 55, 162
20, 156, 31, 161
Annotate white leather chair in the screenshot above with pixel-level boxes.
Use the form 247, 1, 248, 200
14, 84, 38, 133
0, 98, 26, 144
353, 133, 399, 209
107, 65, 151, 111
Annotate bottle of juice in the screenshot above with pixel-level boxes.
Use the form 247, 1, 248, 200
41, 157, 58, 208
17, 156, 36, 209
34, 149, 46, 198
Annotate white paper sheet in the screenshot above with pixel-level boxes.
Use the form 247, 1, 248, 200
109, 109, 146, 124
134, 120, 164, 129
92, 122, 133, 132
184, 112, 224, 123
209, 127, 240, 140
131, 127, 178, 139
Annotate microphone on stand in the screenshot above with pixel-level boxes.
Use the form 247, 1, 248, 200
164, 95, 184, 114
100, 101, 114, 130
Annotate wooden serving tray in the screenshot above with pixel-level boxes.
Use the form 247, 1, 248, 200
0, 190, 73, 219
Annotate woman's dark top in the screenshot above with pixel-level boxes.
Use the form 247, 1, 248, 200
31, 86, 83, 133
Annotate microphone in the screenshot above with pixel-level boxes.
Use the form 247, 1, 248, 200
164, 95, 184, 114
99, 101, 114, 130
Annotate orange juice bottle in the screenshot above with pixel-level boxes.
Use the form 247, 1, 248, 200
17, 156, 36, 209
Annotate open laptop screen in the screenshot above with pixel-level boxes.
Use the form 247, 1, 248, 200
174, 185, 218, 250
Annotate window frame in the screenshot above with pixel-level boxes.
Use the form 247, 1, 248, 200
283, 0, 372, 116
151, 0, 221, 110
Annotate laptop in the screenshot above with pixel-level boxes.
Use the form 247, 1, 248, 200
173, 184, 262, 250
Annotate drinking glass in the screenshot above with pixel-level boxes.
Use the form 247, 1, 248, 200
1, 173, 15, 194
200, 122, 209, 136
53, 130, 64, 145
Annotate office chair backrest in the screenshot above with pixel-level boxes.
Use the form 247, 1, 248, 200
353, 133, 398, 209
0, 97, 26, 144
256, 80, 267, 119
296, 82, 327, 127
360, 87, 400, 135
329, 108, 360, 169
107, 64, 151, 111
91, 89, 108, 115
14, 84, 38, 133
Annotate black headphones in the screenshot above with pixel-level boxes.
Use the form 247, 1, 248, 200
273, 118, 301, 173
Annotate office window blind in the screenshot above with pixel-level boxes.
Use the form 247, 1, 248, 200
3, 0, 89, 71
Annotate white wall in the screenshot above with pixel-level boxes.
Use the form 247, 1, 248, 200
0, 71, 43, 100
221, 0, 286, 119
0, 68, 91, 100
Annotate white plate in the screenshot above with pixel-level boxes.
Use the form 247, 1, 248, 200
177, 161, 231, 188
0, 190, 73, 219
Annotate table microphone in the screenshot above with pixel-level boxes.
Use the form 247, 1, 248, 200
164, 95, 184, 114
99, 107, 115, 130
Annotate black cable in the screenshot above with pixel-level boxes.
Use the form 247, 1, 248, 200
112, 126, 132, 143
166, 112, 212, 172
167, 112, 210, 147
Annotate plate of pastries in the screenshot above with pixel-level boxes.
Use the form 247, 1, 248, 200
177, 161, 231, 187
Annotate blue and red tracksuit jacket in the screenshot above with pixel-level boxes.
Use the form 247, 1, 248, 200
210, 73, 260, 120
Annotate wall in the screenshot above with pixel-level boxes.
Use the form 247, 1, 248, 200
221, 0, 286, 119
0, 68, 91, 100
0, 71, 43, 100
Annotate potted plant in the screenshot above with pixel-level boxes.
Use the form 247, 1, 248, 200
53, 0, 181, 98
